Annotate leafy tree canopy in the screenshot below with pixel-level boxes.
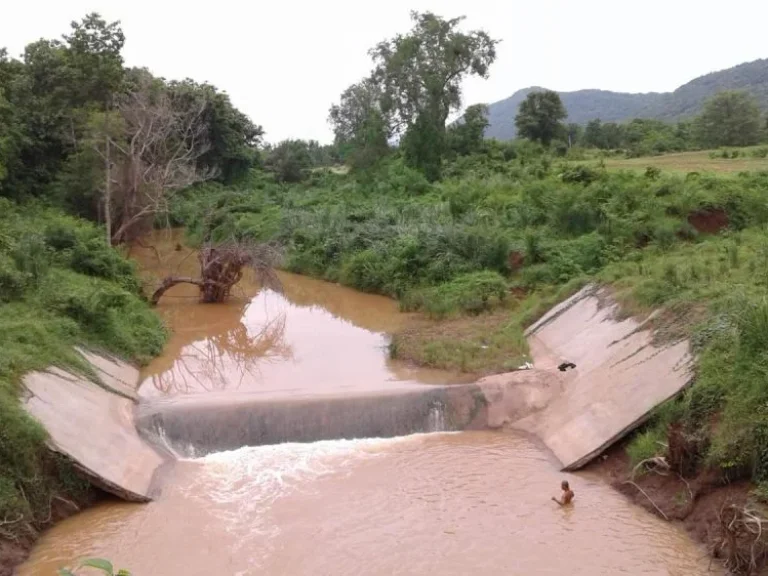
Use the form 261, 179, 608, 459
514, 90, 567, 146
694, 90, 762, 148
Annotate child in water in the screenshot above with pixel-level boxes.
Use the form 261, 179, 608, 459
552, 480, 574, 506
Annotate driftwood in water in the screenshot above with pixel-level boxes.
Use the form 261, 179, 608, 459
151, 240, 282, 305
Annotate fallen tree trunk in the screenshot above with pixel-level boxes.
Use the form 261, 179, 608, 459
151, 239, 282, 305
150, 277, 204, 305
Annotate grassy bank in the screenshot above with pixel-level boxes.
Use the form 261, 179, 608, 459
578, 147, 768, 174
0, 200, 165, 554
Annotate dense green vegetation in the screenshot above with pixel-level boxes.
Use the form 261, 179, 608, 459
512, 89, 768, 157
485, 57, 768, 140
0, 201, 165, 543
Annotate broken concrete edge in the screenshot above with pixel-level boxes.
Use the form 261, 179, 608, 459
562, 372, 695, 472
524, 284, 598, 337
62, 448, 152, 503
73, 346, 140, 401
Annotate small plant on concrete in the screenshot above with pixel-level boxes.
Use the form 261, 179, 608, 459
58, 558, 130, 576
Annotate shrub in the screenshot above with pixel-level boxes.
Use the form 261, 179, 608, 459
401, 271, 508, 318
0, 254, 29, 302
71, 238, 141, 293
559, 164, 600, 185
626, 427, 667, 468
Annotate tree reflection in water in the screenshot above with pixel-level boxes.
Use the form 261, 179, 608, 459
148, 311, 290, 395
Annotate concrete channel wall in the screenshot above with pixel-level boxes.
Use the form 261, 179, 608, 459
504, 285, 692, 470
22, 351, 166, 502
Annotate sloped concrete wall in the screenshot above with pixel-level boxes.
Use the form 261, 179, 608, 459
493, 285, 692, 470
22, 352, 165, 502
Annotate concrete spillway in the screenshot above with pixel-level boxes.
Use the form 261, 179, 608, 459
21, 282, 693, 501
480, 284, 693, 470
136, 386, 488, 458
22, 352, 166, 501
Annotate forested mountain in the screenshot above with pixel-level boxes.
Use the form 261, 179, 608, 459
485, 58, 768, 140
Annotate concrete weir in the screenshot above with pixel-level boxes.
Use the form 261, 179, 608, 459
481, 284, 693, 470
22, 352, 166, 502
136, 386, 489, 458
21, 283, 693, 501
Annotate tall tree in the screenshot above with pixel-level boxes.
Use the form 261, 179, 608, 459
1, 14, 126, 198
106, 71, 214, 243
447, 103, 489, 156
370, 11, 497, 180
166, 78, 263, 184
328, 78, 391, 171
694, 90, 762, 148
265, 140, 313, 183
514, 90, 567, 146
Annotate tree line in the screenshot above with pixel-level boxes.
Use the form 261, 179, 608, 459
0, 14, 348, 243
4, 11, 766, 238
514, 88, 768, 154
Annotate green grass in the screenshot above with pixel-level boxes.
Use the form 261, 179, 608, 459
390, 307, 530, 374
0, 200, 165, 544
578, 147, 768, 174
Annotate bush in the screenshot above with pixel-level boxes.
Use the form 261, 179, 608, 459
71, 238, 141, 293
401, 271, 508, 318
626, 427, 667, 468
0, 254, 29, 302
559, 164, 600, 185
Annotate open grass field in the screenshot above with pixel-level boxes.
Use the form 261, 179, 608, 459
579, 148, 768, 174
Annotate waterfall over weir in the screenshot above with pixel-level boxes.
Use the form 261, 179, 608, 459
136, 386, 488, 458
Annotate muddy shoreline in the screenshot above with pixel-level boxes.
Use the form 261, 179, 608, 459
585, 440, 752, 573
0, 489, 105, 576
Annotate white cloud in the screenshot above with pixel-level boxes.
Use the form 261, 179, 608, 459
3, 0, 767, 143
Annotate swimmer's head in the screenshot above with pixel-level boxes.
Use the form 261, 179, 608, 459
561, 480, 569, 491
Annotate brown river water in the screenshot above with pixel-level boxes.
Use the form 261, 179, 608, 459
19, 233, 715, 575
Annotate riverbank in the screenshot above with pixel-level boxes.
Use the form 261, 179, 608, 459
586, 440, 760, 573
0, 204, 166, 576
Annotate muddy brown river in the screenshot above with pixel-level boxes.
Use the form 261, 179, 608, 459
19, 233, 715, 575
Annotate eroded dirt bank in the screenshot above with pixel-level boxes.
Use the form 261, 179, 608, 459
585, 441, 759, 573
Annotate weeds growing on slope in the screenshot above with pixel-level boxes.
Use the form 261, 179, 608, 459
0, 200, 165, 544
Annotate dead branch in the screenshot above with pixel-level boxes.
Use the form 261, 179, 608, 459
151, 239, 283, 305
715, 503, 768, 575
107, 72, 217, 244
151, 276, 204, 305
631, 456, 671, 481
622, 480, 669, 520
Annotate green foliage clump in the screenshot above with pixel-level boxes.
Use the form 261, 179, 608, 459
0, 201, 165, 546
515, 90, 567, 146
626, 427, 667, 468
59, 557, 131, 576
694, 91, 762, 148
401, 271, 507, 318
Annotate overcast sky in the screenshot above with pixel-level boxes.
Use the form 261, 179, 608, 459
2, 1, 767, 143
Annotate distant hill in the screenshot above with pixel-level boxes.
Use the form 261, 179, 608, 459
485, 58, 768, 140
